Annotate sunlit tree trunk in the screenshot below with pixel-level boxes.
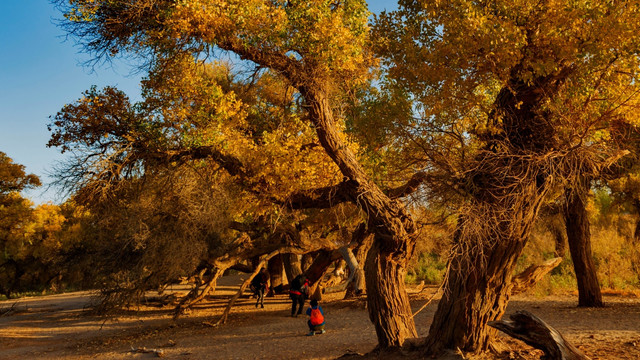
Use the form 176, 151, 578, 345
302, 86, 418, 347
365, 239, 417, 347
425, 198, 546, 352
564, 178, 603, 307
283, 253, 302, 284
345, 233, 372, 298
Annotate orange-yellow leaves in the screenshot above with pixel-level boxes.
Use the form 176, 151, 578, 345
376, 0, 640, 157
65, 0, 100, 22
164, 0, 373, 84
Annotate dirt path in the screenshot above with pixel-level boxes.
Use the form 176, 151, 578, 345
1, 275, 639, 359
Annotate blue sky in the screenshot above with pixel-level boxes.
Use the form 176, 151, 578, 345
0, 1, 395, 204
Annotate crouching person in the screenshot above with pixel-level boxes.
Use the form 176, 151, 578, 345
306, 299, 325, 336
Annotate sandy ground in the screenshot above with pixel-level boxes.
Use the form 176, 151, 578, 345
1, 275, 639, 360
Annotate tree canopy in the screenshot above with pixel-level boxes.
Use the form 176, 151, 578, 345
44, 0, 640, 355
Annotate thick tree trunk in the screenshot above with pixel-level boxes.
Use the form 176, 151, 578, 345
303, 250, 341, 301
551, 223, 567, 258
424, 219, 535, 353
283, 253, 302, 283
267, 254, 284, 295
540, 204, 566, 257
324, 259, 346, 288
341, 247, 364, 292
425, 67, 570, 354
300, 86, 419, 347
564, 179, 603, 307
365, 240, 417, 347
631, 207, 640, 280
250, 256, 260, 269
634, 202, 640, 242
324, 247, 363, 294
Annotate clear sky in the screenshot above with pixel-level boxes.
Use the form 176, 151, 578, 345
0, 1, 396, 204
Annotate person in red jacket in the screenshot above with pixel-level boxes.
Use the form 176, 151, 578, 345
306, 299, 325, 336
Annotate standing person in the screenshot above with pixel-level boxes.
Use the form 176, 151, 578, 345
289, 274, 308, 317
250, 267, 269, 308
306, 299, 325, 336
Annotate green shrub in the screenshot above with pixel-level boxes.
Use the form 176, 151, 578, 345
406, 252, 446, 285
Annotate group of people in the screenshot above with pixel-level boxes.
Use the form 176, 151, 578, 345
249, 269, 326, 336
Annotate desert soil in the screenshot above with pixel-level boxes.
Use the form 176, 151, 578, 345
1, 275, 639, 360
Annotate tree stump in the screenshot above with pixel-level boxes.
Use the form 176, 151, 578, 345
489, 310, 591, 360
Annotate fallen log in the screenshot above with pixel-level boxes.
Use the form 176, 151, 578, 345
512, 257, 562, 295
489, 310, 591, 360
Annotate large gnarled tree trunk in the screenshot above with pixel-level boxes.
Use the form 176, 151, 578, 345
564, 178, 603, 307
425, 200, 547, 352
425, 66, 571, 353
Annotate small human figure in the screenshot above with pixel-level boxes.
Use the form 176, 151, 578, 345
289, 274, 309, 317
250, 267, 269, 308
306, 299, 325, 336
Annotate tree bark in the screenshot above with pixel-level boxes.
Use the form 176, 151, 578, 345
304, 250, 342, 284
564, 178, 603, 307
301, 253, 314, 273
324, 246, 364, 295
267, 254, 284, 295
631, 204, 640, 280
551, 222, 567, 258
424, 217, 538, 353
541, 204, 567, 258
365, 239, 417, 348
283, 253, 302, 284
302, 249, 341, 301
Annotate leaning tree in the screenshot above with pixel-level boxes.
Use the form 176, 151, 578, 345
54, 0, 430, 347
48, 58, 361, 309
